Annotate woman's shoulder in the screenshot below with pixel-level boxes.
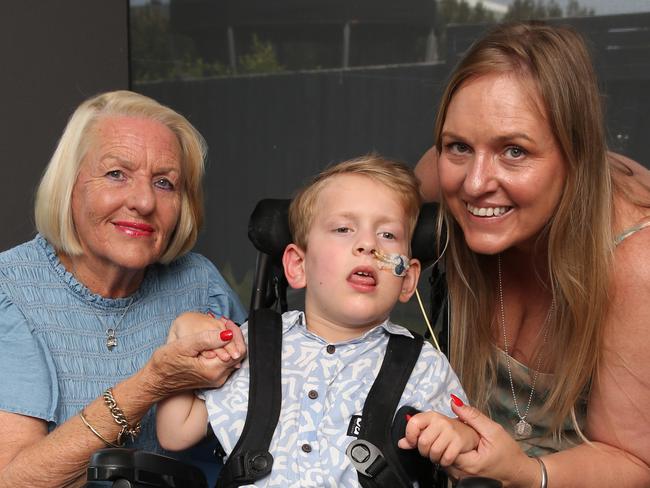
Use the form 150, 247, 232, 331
0, 235, 45, 264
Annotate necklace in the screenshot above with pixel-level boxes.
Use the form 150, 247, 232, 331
497, 255, 554, 439
99, 299, 135, 351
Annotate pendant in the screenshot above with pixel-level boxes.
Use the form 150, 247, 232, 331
106, 328, 117, 351
514, 419, 532, 439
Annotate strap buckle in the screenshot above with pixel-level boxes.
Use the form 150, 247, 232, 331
346, 439, 387, 477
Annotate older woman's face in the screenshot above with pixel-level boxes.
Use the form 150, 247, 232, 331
71, 115, 182, 274
438, 72, 567, 255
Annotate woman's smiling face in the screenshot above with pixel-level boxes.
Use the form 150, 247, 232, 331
438, 72, 567, 255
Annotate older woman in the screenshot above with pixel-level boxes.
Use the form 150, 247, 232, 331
410, 22, 650, 487
0, 90, 247, 486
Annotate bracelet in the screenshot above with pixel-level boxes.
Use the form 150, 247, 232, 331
102, 387, 141, 446
79, 410, 119, 448
533, 456, 548, 488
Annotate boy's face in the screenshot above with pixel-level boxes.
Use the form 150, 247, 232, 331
283, 174, 421, 342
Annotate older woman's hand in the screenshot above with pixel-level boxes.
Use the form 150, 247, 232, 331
445, 402, 541, 488
168, 311, 246, 362
145, 313, 247, 398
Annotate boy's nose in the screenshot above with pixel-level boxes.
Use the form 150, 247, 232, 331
353, 244, 375, 256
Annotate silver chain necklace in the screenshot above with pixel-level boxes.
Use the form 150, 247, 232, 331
98, 299, 135, 351
497, 255, 554, 439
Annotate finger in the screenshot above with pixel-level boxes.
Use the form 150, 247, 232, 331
438, 440, 462, 467
397, 437, 416, 449
451, 399, 498, 439
222, 320, 246, 361
178, 329, 236, 356
213, 347, 233, 363
200, 349, 219, 359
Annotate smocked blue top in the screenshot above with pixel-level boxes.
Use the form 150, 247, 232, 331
0, 235, 246, 482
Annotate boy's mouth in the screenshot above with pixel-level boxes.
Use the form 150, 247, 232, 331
348, 267, 377, 286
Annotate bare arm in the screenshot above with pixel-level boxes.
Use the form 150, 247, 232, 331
0, 313, 245, 487
156, 392, 209, 451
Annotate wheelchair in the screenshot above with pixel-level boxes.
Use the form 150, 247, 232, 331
85, 200, 501, 488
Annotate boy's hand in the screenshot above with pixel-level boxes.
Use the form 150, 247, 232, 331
397, 404, 479, 466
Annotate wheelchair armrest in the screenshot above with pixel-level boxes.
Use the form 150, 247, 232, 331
85, 448, 208, 488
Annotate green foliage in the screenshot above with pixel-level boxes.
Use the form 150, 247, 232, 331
130, 4, 229, 82
505, 0, 562, 20
439, 0, 496, 25
238, 35, 285, 75
131, 5, 284, 81
566, 0, 595, 17
504, 0, 594, 21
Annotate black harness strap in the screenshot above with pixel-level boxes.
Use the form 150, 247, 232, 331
347, 333, 425, 488
215, 309, 283, 488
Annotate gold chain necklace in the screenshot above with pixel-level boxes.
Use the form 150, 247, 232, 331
497, 254, 554, 439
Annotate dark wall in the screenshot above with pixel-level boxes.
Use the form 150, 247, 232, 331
0, 1, 129, 253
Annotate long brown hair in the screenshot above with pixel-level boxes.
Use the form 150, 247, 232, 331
435, 22, 612, 435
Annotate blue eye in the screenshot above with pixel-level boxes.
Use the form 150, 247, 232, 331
446, 142, 471, 154
106, 170, 124, 180
504, 146, 526, 159
154, 178, 174, 190
379, 231, 395, 240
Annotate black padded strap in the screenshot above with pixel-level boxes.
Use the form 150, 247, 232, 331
352, 333, 424, 488
216, 309, 283, 488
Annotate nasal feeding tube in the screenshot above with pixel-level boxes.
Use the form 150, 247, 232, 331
371, 249, 410, 277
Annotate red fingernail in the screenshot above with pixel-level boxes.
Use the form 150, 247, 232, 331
220, 330, 233, 341
207, 311, 216, 318
405, 414, 412, 422
451, 394, 464, 407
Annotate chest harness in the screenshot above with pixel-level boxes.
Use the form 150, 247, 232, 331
214, 308, 439, 488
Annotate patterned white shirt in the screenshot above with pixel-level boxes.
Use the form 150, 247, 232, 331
203, 310, 466, 487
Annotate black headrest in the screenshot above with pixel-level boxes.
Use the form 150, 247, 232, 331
248, 199, 440, 265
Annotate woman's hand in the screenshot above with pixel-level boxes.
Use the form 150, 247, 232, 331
145, 312, 247, 399
168, 311, 246, 362
445, 402, 540, 488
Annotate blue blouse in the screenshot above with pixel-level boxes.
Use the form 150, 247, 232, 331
0, 235, 246, 482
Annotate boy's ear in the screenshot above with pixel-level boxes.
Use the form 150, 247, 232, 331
282, 243, 307, 289
398, 258, 421, 303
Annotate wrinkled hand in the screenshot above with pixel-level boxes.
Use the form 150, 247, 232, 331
398, 408, 477, 467
168, 311, 246, 363
445, 401, 538, 487
147, 312, 247, 398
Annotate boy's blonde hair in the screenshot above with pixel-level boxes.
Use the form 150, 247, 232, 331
288, 154, 422, 250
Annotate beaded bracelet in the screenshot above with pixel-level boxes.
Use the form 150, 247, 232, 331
102, 387, 141, 446
533, 456, 548, 488
79, 410, 119, 448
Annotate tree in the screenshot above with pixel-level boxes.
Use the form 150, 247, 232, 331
505, 0, 593, 21
130, 3, 227, 82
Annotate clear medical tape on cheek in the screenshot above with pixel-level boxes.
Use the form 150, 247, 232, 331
371, 249, 410, 277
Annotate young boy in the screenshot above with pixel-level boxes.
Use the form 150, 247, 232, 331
156, 155, 478, 486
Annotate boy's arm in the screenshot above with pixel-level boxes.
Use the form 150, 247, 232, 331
155, 392, 208, 451
397, 409, 479, 467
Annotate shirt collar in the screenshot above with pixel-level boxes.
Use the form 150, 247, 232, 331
281, 310, 414, 343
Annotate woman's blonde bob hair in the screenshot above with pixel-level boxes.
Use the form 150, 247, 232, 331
35, 90, 207, 264
435, 22, 612, 436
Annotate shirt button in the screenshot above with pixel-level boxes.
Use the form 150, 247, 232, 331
301, 443, 312, 453
308, 390, 318, 399
326, 344, 336, 354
